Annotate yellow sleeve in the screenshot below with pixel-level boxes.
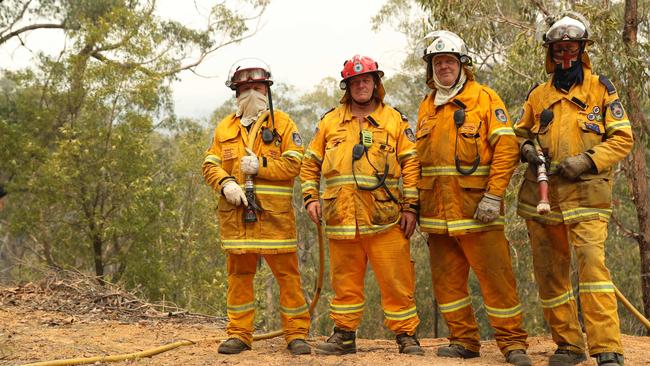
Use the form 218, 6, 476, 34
256, 113, 304, 181
299, 120, 326, 207
202, 124, 236, 193
396, 119, 420, 212
484, 89, 519, 197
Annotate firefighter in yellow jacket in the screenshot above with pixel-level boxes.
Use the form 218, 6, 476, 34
416, 31, 531, 366
515, 14, 633, 366
300, 55, 423, 356
202, 58, 310, 355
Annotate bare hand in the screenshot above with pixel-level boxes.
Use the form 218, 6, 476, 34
400, 211, 417, 239
306, 201, 322, 224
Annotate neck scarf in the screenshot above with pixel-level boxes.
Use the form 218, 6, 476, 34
433, 68, 467, 106
236, 89, 268, 127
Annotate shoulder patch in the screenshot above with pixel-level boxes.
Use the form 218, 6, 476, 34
320, 108, 335, 121
404, 128, 415, 142
494, 108, 508, 123
526, 83, 540, 101
609, 99, 625, 120
598, 75, 617, 95
392, 106, 409, 122
292, 131, 303, 146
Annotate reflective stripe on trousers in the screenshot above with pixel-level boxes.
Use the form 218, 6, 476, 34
428, 230, 528, 355
328, 225, 419, 334
226, 252, 310, 346
526, 219, 622, 356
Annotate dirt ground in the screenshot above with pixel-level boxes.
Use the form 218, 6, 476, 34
0, 276, 648, 366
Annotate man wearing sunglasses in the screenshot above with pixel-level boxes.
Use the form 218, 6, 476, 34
202, 58, 311, 356
416, 31, 531, 366
300, 55, 423, 356
515, 13, 633, 366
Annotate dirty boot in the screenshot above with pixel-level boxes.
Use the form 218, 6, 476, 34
396, 333, 424, 355
549, 349, 587, 366
287, 339, 311, 355
218, 338, 251, 354
315, 327, 356, 355
436, 343, 480, 359
506, 349, 532, 366
596, 352, 624, 366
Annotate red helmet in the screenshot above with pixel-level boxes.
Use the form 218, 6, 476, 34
340, 55, 384, 89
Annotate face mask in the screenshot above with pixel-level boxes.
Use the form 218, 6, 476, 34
236, 88, 268, 126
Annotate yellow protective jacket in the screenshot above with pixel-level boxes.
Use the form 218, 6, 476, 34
416, 80, 519, 236
300, 103, 420, 240
515, 67, 634, 224
202, 110, 304, 253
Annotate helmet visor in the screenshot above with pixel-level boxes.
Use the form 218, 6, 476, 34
231, 68, 269, 84
545, 24, 586, 42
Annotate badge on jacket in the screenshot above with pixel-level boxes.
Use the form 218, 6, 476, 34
404, 128, 415, 142
292, 132, 303, 146
495, 109, 508, 123
609, 100, 625, 120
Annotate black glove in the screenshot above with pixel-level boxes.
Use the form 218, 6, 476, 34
521, 143, 544, 171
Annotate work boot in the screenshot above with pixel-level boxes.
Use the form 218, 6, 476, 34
287, 339, 311, 355
396, 333, 425, 356
436, 343, 480, 359
506, 349, 533, 366
596, 352, 624, 366
315, 327, 356, 355
217, 338, 251, 354
548, 349, 587, 366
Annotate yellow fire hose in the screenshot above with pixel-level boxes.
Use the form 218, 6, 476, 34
22, 223, 326, 366
615, 285, 650, 330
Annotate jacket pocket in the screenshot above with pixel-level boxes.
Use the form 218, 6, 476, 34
370, 188, 400, 225
458, 176, 488, 217
218, 200, 241, 237
322, 186, 343, 227
260, 195, 295, 238
576, 173, 612, 208
578, 117, 605, 149
417, 176, 438, 218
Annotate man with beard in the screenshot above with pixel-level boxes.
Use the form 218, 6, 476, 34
300, 55, 423, 356
515, 13, 633, 366
202, 58, 311, 355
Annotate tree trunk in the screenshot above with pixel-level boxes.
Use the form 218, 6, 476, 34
622, 0, 650, 333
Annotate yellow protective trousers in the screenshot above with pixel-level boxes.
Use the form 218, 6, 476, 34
328, 225, 419, 334
226, 252, 310, 346
428, 230, 528, 354
526, 219, 622, 356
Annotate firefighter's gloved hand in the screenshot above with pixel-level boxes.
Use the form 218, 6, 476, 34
474, 193, 501, 223
241, 147, 259, 175
222, 180, 248, 207
557, 153, 594, 180
521, 143, 543, 171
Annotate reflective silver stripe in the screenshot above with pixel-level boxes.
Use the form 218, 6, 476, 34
282, 150, 304, 160
398, 149, 417, 162
485, 303, 522, 318
305, 150, 322, 163
540, 290, 575, 309
222, 239, 297, 250
330, 302, 365, 314
301, 181, 319, 192
204, 155, 222, 165
325, 175, 399, 188
579, 281, 615, 293
606, 120, 631, 136
227, 302, 255, 314
488, 127, 516, 146
403, 187, 418, 199
438, 296, 472, 313
254, 185, 293, 196
384, 306, 418, 321
422, 165, 490, 176
280, 303, 308, 316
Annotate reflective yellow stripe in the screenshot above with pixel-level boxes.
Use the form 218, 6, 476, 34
488, 127, 516, 146
325, 175, 399, 188
403, 187, 418, 199
227, 302, 255, 314
398, 149, 417, 162
419, 217, 448, 230
447, 217, 505, 232
439, 296, 472, 313
422, 165, 490, 176
485, 303, 522, 318
324, 225, 357, 236
518, 202, 611, 222
540, 290, 575, 309
331, 302, 365, 314
305, 149, 322, 163
579, 281, 615, 293
358, 220, 399, 235
222, 239, 297, 250
254, 185, 293, 196
384, 306, 418, 321
325, 221, 398, 236
281, 150, 304, 160
280, 303, 308, 316
513, 127, 529, 138
562, 207, 612, 222
606, 120, 631, 136
301, 181, 319, 192
518, 202, 564, 223
204, 155, 222, 165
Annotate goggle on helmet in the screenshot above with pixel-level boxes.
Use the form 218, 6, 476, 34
226, 58, 273, 90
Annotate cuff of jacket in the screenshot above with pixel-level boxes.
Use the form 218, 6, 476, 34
401, 203, 419, 214
218, 176, 237, 195
303, 194, 319, 209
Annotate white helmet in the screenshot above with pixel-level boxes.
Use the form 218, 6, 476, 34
542, 15, 592, 46
422, 30, 472, 65
225, 58, 273, 90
